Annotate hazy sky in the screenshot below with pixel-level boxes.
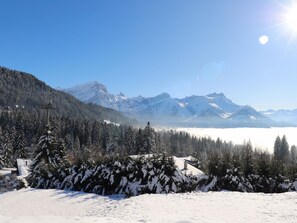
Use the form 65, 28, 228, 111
1, 0, 297, 110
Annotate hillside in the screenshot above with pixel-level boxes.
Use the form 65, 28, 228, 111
0, 67, 132, 124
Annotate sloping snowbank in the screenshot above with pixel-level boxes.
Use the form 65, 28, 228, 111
1, 189, 297, 223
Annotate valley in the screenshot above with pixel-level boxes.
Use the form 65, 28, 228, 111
176, 127, 297, 152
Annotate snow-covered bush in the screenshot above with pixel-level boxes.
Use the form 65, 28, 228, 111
0, 173, 26, 192
196, 172, 297, 193
28, 155, 198, 197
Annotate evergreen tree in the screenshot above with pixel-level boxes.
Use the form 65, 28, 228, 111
143, 122, 156, 154
255, 151, 270, 176
274, 136, 282, 160
290, 145, 297, 165
231, 150, 241, 176
14, 130, 28, 159
242, 141, 254, 176
135, 129, 144, 154
220, 148, 232, 176
2, 133, 14, 167
31, 125, 66, 173
124, 126, 135, 154
207, 149, 221, 176
280, 135, 289, 162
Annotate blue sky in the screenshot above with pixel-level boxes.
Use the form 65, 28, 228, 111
1, 0, 297, 110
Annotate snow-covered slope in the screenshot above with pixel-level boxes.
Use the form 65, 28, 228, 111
64, 81, 127, 109
1, 189, 297, 223
63, 82, 272, 127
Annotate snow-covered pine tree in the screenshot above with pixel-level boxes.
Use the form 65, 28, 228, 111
274, 136, 282, 160
256, 151, 270, 177
290, 145, 297, 165
143, 122, 156, 154
2, 138, 14, 168
242, 141, 254, 177
135, 129, 144, 154
124, 126, 135, 154
30, 125, 66, 173
14, 130, 28, 159
280, 135, 289, 162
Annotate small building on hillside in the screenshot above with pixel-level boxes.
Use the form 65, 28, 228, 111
16, 159, 32, 176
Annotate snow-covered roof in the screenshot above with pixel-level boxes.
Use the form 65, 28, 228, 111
129, 154, 204, 177
16, 159, 32, 177
173, 156, 204, 176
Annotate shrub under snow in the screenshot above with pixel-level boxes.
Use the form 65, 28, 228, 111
0, 173, 26, 193
28, 155, 198, 197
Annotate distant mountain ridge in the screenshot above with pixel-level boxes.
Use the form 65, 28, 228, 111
261, 109, 297, 126
64, 81, 274, 127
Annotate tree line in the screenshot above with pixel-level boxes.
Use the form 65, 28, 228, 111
1, 108, 297, 193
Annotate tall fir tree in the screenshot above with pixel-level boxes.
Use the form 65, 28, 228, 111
143, 122, 156, 154
135, 129, 144, 154
124, 126, 135, 155
242, 141, 254, 177
30, 125, 66, 173
274, 136, 282, 160
280, 135, 289, 162
14, 130, 28, 159
290, 145, 297, 165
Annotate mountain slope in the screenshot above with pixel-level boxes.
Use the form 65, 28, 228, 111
0, 67, 131, 124
64, 81, 273, 127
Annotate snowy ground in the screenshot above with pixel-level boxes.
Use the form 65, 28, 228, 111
1, 189, 297, 223
177, 127, 297, 152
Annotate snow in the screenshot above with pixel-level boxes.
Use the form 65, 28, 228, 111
1, 189, 297, 223
103, 120, 120, 126
220, 112, 231, 119
177, 127, 297, 152
249, 115, 257, 120
209, 102, 220, 109
177, 102, 186, 108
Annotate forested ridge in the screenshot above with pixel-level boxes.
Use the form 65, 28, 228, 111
0, 66, 132, 124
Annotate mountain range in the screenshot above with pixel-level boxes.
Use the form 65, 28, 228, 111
64, 81, 286, 128
1, 66, 295, 128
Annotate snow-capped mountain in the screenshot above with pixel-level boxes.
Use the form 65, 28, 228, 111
261, 109, 297, 126
64, 81, 127, 109
63, 82, 272, 127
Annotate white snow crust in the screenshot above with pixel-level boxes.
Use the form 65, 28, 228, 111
1, 189, 297, 223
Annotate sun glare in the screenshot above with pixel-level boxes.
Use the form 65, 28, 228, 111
284, 3, 297, 33
281, 1, 297, 37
